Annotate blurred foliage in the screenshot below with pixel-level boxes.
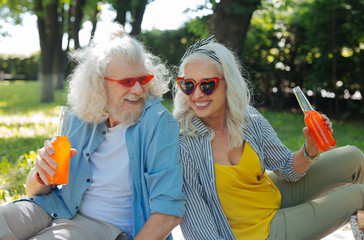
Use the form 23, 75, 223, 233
0, 54, 39, 80
139, 16, 210, 67
243, 0, 364, 119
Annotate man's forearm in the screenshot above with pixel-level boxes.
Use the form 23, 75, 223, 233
25, 168, 51, 196
135, 213, 181, 240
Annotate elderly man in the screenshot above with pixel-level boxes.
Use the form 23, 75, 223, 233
0, 23, 185, 240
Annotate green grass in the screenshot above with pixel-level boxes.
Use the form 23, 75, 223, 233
0, 80, 363, 202
0, 80, 67, 202
260, 110, 364, 152
0, 80, 67, 115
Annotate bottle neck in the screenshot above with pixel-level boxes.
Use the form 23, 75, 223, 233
57, 106, 69, 136
293, 86, 314, 112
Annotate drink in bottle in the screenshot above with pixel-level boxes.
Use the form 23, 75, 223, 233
293, 86, 336, 152
48, 106, 71, 185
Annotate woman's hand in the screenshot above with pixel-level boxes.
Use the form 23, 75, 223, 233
303, 114, 333, 157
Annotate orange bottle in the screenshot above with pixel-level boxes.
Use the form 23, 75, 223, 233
47, 106, 71, 185
293, 86, 336, 152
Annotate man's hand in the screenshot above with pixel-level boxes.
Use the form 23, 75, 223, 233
35, 140, 77, 185
25, 140, 77, 196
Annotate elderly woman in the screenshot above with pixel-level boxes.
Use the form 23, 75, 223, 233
173, 36, 364, 240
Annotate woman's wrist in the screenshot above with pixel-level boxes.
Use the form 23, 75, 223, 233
302, 142, 320, 163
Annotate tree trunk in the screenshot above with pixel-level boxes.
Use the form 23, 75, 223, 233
89, 6, 100, 45
55, 5, 66, 90
209, 0, 261, 59
71, 0, 86, 49
130, 0, 148, 36
113, 0, 130, 26
54, 49, 66, 90
35, 0, 60, 102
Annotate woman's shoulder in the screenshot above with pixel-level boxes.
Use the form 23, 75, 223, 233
179, 133, 208, 153
244, 105, 265, 124
179, 133, 200, 146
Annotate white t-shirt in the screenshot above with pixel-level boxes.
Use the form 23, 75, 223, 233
79, 124, 133, 235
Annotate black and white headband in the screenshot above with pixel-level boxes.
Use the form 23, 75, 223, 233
181, 35, 221, 64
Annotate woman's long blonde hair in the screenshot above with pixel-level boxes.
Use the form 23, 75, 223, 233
173, 41, 251, 150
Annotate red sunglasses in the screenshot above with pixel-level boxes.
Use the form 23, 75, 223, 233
176, 77, 224, 96
104, 74, 154, 87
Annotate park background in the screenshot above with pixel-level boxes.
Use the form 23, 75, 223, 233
0, 1, 363, 238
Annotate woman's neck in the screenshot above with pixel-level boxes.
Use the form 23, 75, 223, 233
202, 115, 227, 135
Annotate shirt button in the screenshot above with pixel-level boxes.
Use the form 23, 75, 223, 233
86, 178, 91, 183
76, 206, 79, 210
52, 213, 58, 217
102, 131, 106, 134
86, 153, 89, 157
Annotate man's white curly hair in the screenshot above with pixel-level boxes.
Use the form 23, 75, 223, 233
67, 22, 170, 123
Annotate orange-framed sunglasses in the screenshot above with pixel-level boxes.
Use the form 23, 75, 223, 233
104, 74, 154, 87
176, 76, 224, 96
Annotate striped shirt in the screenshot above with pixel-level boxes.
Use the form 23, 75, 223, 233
179, 106, 306, 240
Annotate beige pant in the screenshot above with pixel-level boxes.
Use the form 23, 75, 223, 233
0, 201, 130, 240
267, 145, 364, 240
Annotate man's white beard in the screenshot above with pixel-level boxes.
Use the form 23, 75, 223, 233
107, 94, 147, 126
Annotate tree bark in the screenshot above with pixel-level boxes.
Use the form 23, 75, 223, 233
209, 0, 261, 59
89, 6, 100, 45
71, 0, 86, 49
35, 0, 59, 102
130, 0, 148, 36
113, 0, 130, 26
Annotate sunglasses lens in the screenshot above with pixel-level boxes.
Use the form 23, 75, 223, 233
139, 75, 154, 85
179, 80, 195, 95
200, 80, 216, 95
121, 79, 137, 87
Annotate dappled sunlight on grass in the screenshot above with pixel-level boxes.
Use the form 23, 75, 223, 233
0, 80, 67, 115
0, 80, 67, 202
0, 112, 58, 138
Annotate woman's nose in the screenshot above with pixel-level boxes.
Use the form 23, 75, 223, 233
193, 86, 204, 98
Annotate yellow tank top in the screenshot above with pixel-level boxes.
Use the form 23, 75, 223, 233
214, 142, 281, 240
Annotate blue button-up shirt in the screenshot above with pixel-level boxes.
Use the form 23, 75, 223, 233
25, 96, 186, 238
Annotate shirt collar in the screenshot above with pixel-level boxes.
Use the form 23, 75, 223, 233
191, 115, 212, 137
132, 95, 162, 125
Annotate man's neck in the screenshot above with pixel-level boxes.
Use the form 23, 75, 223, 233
107, 117, 120, 128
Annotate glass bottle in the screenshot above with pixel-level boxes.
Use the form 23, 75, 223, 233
293, 86, 336, 152
47, 106, 71, 185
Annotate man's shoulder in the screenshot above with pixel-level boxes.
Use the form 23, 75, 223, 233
142, 97, 175, 123
69, 111, 88, 127
68, 111, 102, 134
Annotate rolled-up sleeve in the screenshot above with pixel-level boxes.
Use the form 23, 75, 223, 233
144, 114, 186, 217
257, 110, 306, 182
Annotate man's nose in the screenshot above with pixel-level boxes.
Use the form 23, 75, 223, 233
130, 81, 143, 94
